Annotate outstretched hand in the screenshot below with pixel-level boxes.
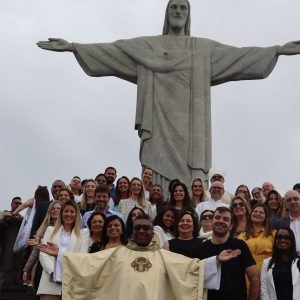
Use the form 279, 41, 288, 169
36, 241, 59, 256
278, 41, 300, 55
36, 38, 74, 52
217, 249, 241, 263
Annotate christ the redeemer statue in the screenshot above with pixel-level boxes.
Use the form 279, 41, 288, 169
37, 0, 300, 191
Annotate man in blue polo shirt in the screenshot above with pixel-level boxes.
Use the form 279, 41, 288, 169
82, 185, 123, 228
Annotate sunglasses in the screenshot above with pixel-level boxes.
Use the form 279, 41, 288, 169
200, 214, 213, 221
212, 175, 223, 180
276, 234, 291, 241
133, 225, 153, 231
232, 202, 245, 208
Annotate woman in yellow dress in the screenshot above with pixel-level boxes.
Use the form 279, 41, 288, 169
239, 204, 275, 274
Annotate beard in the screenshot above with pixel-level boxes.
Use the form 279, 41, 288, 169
106, 177, 115, 185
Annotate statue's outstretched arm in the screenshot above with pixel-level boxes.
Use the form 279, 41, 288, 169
278, 41, 300, 55
36, 38, 74, 52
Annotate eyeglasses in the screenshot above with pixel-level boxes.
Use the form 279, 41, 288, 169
232, 202, 245, 208
200, 214, 213, 221
276, 234, 291, 241
133, 225, 153, 231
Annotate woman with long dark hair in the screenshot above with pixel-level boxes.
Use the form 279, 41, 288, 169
238, 204, 275, 274
101, 215, 127, 250
265, 190, 286, 227
153, 206, 177, 247
87, 212, 106, 253
169, 182, 194, 214
261, 227, 300, 300
113, 176, 131, 211
125, 207, 145, 239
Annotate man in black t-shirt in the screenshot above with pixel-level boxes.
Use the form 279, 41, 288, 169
194, 207, 260, 300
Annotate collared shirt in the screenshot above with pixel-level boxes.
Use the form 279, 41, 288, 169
195, 198, 229, 220
82, 208, 124, 228
290, 215, 300, 253
54, 228, 71, 282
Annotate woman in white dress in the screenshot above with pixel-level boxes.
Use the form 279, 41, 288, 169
119, 177, 152, 222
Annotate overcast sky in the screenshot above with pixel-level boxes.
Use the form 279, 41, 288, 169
1, 0, 300, 210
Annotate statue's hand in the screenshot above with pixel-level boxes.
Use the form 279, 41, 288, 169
278, 41, 300, 55
36, 38, 74, 52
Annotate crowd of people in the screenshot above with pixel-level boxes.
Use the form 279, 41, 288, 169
1, 166, 300, 300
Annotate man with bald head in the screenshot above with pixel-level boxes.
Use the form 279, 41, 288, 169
274, 190, 300, 254
196, 181, 229, 220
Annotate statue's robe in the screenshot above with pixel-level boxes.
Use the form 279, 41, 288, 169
62, 244, 220, 300
73, 36, 278, 189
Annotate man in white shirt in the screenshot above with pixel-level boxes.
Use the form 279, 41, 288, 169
274, 190, 300, 254
196, 181, 229, 220
205, 168, 233, 205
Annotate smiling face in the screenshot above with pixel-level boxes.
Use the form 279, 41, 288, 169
267, 193, 280, 211
62, 204, 77, 227
173, 185, 185, 202
91, 214, 105, 235
178, 213, 194, 237
212, 210, 232, 237
130, 179, 142, 196
162, 210, 175, 229
50, 202, 61, 221
142, 168, 152, 183
151, 185, 163, 201
192, 179, 203, 196
232, 198, 246, 217
117, 178, 129, 193
285, 190, 300, 217
132, 218, 153, 246
200, 211, 214, 228
95, 192, 109, 210
107, 218, 123, 239
85, 181, 96, 198
251, 206, 266, 226
275, 229, 292, 252
58, 190, 71, 203
210, 182, 224, 200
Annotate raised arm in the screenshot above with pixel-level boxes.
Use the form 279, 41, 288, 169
278, 41, 300, 55
37, 38, 74, 52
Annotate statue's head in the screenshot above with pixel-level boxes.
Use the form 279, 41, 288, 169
162, 0, 191, 36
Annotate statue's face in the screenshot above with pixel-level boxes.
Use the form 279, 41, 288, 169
168, 0, 189, 32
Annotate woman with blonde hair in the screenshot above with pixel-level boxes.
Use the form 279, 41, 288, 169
78, 179, 97, 216
36, 200, 89, 300
190, 177, 206, 208
23, 200, 61, 294
119, 177, 152, 221
230, 195, 251, 238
